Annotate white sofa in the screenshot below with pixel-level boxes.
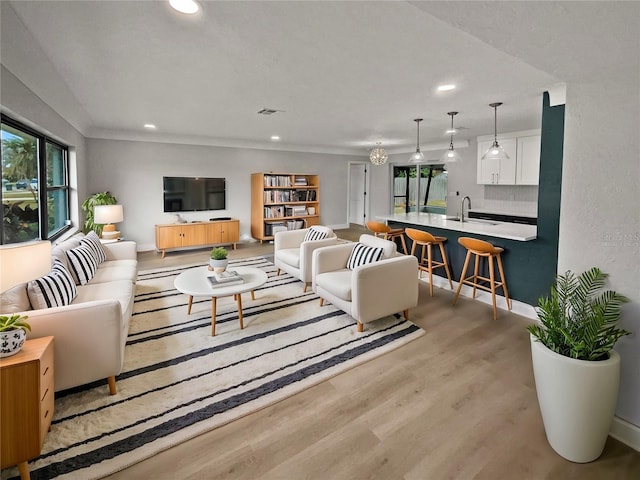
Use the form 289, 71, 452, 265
312, 234, 419, 332
274, 227, 341, 291
0, 233, 137, 394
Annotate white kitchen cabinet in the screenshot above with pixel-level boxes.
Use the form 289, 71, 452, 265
477, 132, 541, 185
477, 138, 517, 185
516, 135, 541, 185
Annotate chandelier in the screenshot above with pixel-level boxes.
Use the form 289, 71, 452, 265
369, 142, 388, 165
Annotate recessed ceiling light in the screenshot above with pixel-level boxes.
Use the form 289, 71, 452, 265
437, 84, 456, 92
271, 135, 281, 141
169, 0, 200, 15
144, 124, 157, 130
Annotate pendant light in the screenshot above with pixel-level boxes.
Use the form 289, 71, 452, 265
409, 118, 425, 163
441, 111, 461, 163
369, 142, 388, 165
482, 102, 510, 161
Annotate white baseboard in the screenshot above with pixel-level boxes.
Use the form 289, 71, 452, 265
611, 416, 640, 452
428, 275, 537, 320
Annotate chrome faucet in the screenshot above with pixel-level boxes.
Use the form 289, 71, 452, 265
460, 196, 471, 223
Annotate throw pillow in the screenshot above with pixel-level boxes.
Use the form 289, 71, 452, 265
66, 244, 98, 285
303, 226, 329, 242
27, 259, 77, 309
0, 283, 32, 312
346, 242, 384, 270
81, 230, 107, 263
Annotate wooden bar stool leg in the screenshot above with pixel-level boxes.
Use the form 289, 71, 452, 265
454, 250, 472, 304
489, 255, 498, 320
399, 234, 408, 255
472, 254, 480, 298
427, 243, 434, 297
439, 242, 453, 290
496, 254, 511, 310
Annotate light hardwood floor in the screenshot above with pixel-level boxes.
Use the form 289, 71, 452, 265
107, 226, 639, 479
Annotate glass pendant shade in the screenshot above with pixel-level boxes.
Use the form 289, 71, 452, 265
482, 102, 510, 161
441, 111, 460, 163
408, 118, 425, 164
369, 142, 388, 165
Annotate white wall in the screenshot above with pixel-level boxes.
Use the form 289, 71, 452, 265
86, 139, 362, 250
558, 80, 640, 428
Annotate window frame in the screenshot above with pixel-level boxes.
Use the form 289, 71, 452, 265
1, 114, 71, 243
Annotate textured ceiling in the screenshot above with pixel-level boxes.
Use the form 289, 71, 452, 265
2, 1, 638, 155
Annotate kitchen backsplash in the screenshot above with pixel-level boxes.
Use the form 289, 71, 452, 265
478, 185, 538, 216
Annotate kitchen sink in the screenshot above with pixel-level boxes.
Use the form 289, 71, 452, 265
445, 217, 498, 226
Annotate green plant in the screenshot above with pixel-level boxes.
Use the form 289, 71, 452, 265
210, 247, 228, 260
0, 314, 31, 333
81, 192, 117, 235
527, 267, 630, 361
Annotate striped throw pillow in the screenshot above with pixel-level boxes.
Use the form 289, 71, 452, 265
81, 230, 106, 263
27, 259, 77, 309
346, 242, 384, 270
303, 227, 328, 242
66, 244, 98, 285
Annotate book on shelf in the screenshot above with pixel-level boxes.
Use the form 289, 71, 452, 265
294, 176, 308, 186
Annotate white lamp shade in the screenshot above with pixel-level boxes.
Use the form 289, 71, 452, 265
0, 241, 52, 292
94, 205, 124, 225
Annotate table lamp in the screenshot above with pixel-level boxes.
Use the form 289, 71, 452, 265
0, 241, 52, 293
94, 204, 124, 239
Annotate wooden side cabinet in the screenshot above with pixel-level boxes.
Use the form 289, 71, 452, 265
1, 336, 54, 480
155, 219, 240, 258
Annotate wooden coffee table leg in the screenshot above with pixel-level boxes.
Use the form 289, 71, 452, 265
236, 293, 244, 329
211, 297, 217, 336
250, 290, 255, 301
187, 295, 193, 315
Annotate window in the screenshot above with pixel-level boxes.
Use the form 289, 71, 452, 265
1, 116, 71, 244
393, 165, 447, 215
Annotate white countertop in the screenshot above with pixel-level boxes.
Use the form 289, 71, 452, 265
377, 213, 537, 242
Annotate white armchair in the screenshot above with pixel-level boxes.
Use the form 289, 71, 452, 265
312, 234, 419, 332
274, 226, 341, 291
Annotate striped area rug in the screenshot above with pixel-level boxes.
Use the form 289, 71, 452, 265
15, 257, 424, 480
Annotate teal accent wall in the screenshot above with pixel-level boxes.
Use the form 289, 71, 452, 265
393, 92, 565, 306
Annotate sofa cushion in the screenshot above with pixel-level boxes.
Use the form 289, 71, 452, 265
27, 259, 77, 309
74, 280, 134, 318
92, 263, 138, 284
277, 248, 300, 268
347, 242, 384, 270
66, 245, 99, 285
80, 231, 106, 263
0, 283, 32, 313
304, 226, 331, 242
316, 270, 352, 301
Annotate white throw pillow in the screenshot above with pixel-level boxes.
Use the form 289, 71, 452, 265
27, 259, 77, 309
80, 230, 107, 263
66, 244, 98, 285
346, 242, 384, 270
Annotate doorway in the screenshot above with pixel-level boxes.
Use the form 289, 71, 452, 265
348, 162, 369, 225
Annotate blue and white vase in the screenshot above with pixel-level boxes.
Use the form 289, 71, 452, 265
0, 329, 27, 357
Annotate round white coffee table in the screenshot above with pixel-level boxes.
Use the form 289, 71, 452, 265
174, 266, 268, 336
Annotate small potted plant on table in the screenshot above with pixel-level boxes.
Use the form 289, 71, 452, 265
0, 314, 31, 357
210, 247, 228, 273
527, 267, 630, 463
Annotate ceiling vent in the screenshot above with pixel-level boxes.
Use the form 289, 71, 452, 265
257, 108, 280, 115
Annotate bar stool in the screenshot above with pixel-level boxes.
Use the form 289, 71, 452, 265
405, 228, 453, 297
366, 221, 408, 254
453, 237, 511, 320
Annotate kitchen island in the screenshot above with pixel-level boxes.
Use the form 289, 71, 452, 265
377, 213, 552, 307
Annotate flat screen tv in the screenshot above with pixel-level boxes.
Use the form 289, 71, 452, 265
163, 176, 226, 212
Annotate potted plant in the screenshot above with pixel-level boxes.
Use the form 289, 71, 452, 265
527, 267, 630, 463
0, 314, 31, 358
81, 191, 117, 235
210, 247, 228, 273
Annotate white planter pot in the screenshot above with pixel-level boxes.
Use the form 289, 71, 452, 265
209, 258, 228, 273
0, 329, 27, 357
530, 334, 620, 463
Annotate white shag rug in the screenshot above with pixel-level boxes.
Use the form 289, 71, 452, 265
9, 257, 424, 480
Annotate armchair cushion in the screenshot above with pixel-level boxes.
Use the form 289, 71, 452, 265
315, 269, 352, 301
278, 248, 301, 268
346, 243, 384, 269
27, 259, 77, 309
